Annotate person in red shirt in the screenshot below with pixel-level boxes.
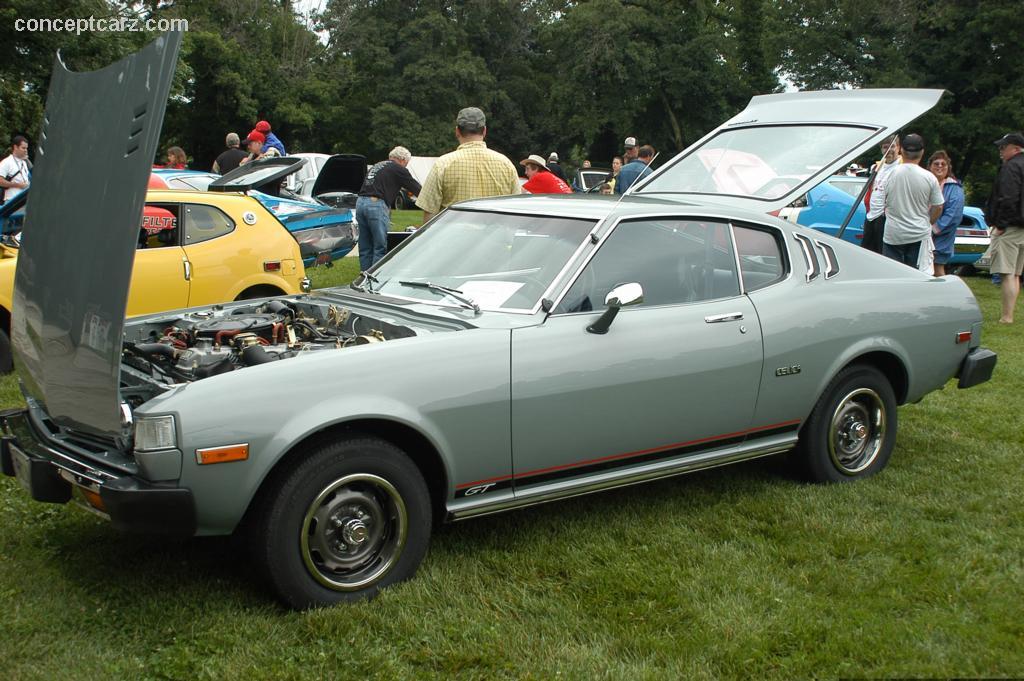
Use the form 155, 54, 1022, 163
520, 154, 572, 194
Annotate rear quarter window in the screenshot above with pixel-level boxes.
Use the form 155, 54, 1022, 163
184, 204, 235, 245
733, 223, 787, 291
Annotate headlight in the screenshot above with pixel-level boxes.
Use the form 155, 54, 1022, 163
134, 415, 178, 451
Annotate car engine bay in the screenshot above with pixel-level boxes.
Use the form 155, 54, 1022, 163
120, 298, 417, 398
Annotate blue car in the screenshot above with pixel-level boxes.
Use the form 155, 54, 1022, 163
781, 175, 989, 273
779, 175, 868, 243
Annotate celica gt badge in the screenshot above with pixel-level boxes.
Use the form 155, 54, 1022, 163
775, 365, 801, 377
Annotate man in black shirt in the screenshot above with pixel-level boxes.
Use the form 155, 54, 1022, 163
987, 132, 1024, 323
212, 133, 247, 174
547, 152, 568, 183
356, 146, 422, 271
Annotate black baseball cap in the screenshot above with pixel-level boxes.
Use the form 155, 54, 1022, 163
994, 132, 1024, 148
900, 133, 925, 153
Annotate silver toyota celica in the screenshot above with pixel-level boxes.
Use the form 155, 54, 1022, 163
0, 33, 996, 609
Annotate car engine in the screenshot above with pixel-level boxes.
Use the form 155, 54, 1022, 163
121, 298, 416, 390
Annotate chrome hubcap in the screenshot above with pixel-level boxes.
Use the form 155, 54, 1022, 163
301, 474, 407, 591
829, 388, 885, 475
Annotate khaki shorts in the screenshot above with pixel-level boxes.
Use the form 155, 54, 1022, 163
990, 227, 1024, 275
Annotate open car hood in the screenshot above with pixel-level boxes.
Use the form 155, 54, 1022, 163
633, 88, 945, 213
11, 32, 182, 439
209, 156, 306, 196
311, 154, 366, 197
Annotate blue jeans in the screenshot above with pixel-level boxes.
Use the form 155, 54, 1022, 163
356, 196, 390, 272
882, 240, 922, 267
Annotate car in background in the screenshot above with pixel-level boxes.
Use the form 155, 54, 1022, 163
283, 154, 367, 210
573, 167, 613, 193
0, 35, 996, 610
0, 187, 310, 373
150, 169, 220, 191
284, 152, 330, 195
207, 157, 361, 265
151, 162, 362, 265
780, 175, 990, 274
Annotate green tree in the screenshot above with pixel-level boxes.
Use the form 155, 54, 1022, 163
769, 0, 1024, 199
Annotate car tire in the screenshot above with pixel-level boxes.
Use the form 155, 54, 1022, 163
0, 329, 13, 374
251, 435, 431, 610
951, 264, 977, 277
793, 364, 897, 483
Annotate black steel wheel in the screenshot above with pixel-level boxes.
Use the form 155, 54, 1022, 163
252, 436, 431, 609
793, 364, 897, 483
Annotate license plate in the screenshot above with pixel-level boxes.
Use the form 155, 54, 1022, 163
9, 443, 33, 493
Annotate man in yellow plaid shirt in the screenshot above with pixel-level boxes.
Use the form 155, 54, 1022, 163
416, 107, 521, 221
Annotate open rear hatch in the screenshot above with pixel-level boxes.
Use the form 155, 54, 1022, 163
633, 88, 945, 213
11, 31, 183, 439
310, 154, 366, 208
208, 156, 307, 197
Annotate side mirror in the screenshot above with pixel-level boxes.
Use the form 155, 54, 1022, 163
586, 282, 644, 334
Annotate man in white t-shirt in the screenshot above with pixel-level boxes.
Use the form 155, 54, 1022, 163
0, 136, 31, 203
862, 134, 900, 253
882, 133, 944, 273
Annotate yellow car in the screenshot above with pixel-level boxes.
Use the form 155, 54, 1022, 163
0, 189, 310, 371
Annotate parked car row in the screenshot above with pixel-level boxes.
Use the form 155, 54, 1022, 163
0, 185, 312, 372
0, 32, 996, 611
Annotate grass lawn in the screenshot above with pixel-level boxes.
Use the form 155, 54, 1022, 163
0, 271, 1021, 679
302, 209, 422, 290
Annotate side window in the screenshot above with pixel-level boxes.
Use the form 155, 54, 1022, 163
733, 223, 787, 291
554, 218, 739, 314
138, 203, 181, 249
184, 204, 235, 245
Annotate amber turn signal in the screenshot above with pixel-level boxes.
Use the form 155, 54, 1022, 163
82, 488, 106, 512
196, 444, 249, 465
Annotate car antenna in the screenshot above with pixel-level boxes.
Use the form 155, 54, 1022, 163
836, 134, 898, 241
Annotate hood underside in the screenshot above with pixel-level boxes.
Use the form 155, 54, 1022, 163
12, 32, 183, 438
311, 154, 367, 197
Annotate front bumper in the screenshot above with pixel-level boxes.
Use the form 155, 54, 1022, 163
1, 410, 196, 536
957, 347, 997, 389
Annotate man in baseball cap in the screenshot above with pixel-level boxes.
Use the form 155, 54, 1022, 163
623, 136, 638, 162
239, 130, 281, 165
994, 132, 1024, 149
253, 119, 286, 156
881, 133, 944, 272
987, 131, 1024, 323
415, 107, 521, 220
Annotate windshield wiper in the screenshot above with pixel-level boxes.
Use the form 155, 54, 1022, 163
398, 280, 480, 314
351, 270, 380, 293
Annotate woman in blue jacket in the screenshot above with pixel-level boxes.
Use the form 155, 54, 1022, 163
928, 150, 964, 276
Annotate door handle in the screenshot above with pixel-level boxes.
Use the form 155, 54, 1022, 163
182, 257, 192, 281
705, 312, 744, 324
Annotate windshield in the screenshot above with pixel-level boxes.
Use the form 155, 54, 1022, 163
638, 125, 874, 200
370, 210, 596, 311
166, 174, 217, 190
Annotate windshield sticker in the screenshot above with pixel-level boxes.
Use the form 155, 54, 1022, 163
458, 281, 525, 308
